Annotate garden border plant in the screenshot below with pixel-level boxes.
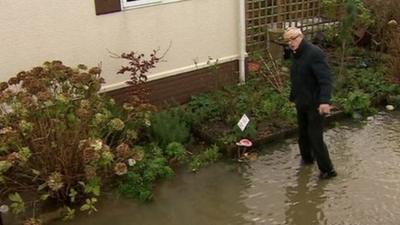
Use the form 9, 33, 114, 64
0, 48, 189, 224
0, 61, 126, 224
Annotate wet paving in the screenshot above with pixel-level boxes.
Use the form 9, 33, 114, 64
6, 111, 400, 225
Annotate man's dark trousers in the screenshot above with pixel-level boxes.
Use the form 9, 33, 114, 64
296, 106, 334, 173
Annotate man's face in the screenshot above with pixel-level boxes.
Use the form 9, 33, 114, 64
284, 33, 303, 51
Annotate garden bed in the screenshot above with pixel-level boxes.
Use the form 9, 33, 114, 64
196, 109, 346, 151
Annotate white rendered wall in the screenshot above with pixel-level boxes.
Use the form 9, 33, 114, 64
0, 0, 239, 91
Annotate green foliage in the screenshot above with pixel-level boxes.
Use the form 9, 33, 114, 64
62, 207, 76, 221
79, 197, 98, 215
362, 0, 400, 53
334, 64, 400, 103
335, 90, 376, 116
165, 142, 187, 162
96, 97, 152, 147
83, 178, 101, 197
214, 121, 258, 150
340, 0, 358, 43
332, 53, 400, 117
259, 86, 297, 123
8, 192, 25, 215
147, 108, 190, 148
322, 26, 341, 47
322, 0, 373, 29
186, 95, 222, 127
186, 78, 294, 127
321, 0, 339, 19
387, 95, 400, 108
116, 144, 174, 201
232, 122, 258, 141
321, 0, 374, 76
319, 39, 400, 121
184, 77, 296, 150
189, 145, 221, 172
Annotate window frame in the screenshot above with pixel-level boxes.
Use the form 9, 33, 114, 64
122, 0, 162, 8
94, 0, 185, 15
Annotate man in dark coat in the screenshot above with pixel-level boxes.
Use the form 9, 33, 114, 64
283, 27, 337, 179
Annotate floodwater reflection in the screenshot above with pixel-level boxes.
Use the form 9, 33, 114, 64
284, 166, 327, 225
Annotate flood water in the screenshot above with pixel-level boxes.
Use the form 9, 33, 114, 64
6, 111, 400, 225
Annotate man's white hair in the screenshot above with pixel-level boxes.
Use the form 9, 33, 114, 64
283, 27, 303, 39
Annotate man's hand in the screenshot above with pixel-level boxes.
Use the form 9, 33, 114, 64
318, 104, 331, 115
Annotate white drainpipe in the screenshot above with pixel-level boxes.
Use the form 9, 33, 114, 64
239, 0, 246, 84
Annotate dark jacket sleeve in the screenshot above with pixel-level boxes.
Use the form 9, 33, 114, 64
289, 88, 295, 102
311, 48, 332, 104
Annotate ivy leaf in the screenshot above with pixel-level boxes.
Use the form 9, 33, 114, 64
84, 178, 101, 196
69, 188, 77, 203
8, 193, 25, 215
8, 192, 22, 202
80, 198, 98, 215
37, 183, 47, 191
80, 204, 90, 212
40, 194, 50, 201
63, 207, 75, 221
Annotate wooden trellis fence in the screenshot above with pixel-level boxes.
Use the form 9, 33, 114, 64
246, 0, 335, 56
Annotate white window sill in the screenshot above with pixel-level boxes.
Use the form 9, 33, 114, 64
122, 0, 188, 10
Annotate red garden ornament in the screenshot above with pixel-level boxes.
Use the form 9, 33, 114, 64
236, 139, 253, 161
236, 139, 253, 147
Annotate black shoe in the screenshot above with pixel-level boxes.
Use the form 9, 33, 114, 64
319, 170, 337, 179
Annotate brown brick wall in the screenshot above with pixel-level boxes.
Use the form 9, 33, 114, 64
105, 60, 239, 106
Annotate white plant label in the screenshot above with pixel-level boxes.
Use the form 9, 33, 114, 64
237, 114, 250, 131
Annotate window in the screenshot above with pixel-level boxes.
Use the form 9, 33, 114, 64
123, 0, 161, 8
94, 0, 182, 15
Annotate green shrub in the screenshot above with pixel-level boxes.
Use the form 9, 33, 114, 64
189, 145, 221, 172
0, 61, 145, 220
116, 144, 174, 201
147, 108, 190, 148
0, 60, 159, 222
387, 95, 400, 108
165, 142, 187, 162
186, 95, 221, 126
186, 79, 294, 127
334, 64, 400, 111
96, 97, 152, 147
336, 90, 376, 116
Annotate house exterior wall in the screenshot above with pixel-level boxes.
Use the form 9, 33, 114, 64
107, 60, 239, 105
0, 0, 240, 93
